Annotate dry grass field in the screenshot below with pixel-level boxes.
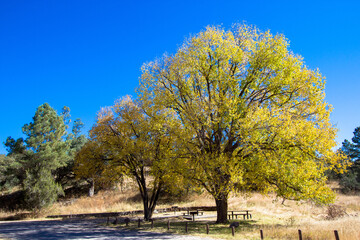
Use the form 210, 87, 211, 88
1, 181, 359, 239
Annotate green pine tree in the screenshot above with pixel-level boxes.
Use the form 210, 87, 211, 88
341, 127, 360, 192
21, 103, 69, 209
3, 103, 86, 209
22, 103, 69, 170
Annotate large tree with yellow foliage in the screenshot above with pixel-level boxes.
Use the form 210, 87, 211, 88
139, 25, 346, 223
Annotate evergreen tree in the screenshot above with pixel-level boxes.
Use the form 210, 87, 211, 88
56, 117, 87, 188
22, 103, 69, 170
21, 103, 69, 209
340, 127, 360, 192
3, 103, 85, 209
0, 154, 21, 191
2, 137, 31, 191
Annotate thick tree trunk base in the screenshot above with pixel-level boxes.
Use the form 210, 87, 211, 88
143, 207, 152, 221
215, 197, 229, 224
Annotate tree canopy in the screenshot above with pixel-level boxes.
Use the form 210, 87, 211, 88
22, 103, 69, 170
139, 24, 345, 223
84, 96, 180, 220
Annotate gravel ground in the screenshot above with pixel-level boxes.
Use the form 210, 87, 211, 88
0, 218, 215, 240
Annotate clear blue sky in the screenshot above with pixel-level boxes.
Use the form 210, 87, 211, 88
1, 0, 360, 154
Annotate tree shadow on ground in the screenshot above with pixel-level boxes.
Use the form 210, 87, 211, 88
0, 190, 26, 211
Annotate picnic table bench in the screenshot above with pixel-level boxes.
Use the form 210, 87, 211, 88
228, 210, 252, 220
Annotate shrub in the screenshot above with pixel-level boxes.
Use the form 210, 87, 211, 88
24, 168, 64, 210
326, 204, 347, 220
340, 172, 360, 193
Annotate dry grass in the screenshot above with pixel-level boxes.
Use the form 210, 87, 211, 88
48, 184, 217, 216
80, 187, 359, 239
1, 181, 360, 239
222, 189, 360, 240
250, 216, 360, 240
48, 189, 144, 215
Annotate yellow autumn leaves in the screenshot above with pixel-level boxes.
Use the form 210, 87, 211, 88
76, 24, 347, 222
139, 24, 347, 204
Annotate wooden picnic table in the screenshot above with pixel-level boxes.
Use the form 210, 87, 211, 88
228, 210, 252, 220
187, 209, 204, 221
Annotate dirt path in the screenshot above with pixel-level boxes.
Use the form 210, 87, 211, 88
0, 218, 214, 240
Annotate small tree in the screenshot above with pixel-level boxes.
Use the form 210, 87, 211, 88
88, 96, 179, 220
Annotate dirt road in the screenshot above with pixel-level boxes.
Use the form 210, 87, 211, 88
0, 218, 214, 240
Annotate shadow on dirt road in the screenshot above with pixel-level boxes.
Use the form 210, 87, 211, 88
0, 218, 213, 240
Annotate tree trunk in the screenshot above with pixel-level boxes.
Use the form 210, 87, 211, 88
143, 195, 152, 221
135, 167, 162, 221
141, 182, 162, 221
88, 179, 95, 197
215, 194, 228, 223
144, 206, 152, 220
